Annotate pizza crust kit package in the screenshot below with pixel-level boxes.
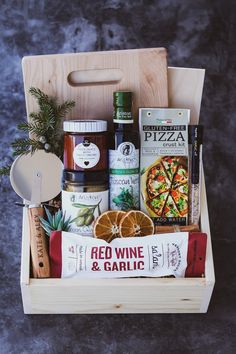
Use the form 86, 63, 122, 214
140, 108, 190, 226
50, 231, 207, 279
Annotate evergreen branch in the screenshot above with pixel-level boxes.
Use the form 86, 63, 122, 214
11, 138, 42, 156
29, 112, 54, 131
29, 88, 75, 126
17, 122, 30, 131
41, 106, 56, 128
57, 101, 75, 118
29, 87, 58, 114
1, 87, 75, 178
39, 96, 57, 113
29, 87, 49, 102
29, 112, 43, 122
0, 165, 11, 176
18, 121, 48, 137
11, 138, 32, 150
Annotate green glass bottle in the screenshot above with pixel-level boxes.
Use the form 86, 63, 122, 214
109, 91, 140, 210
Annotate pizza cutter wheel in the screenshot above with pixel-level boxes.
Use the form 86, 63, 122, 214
10, 150, 63, 278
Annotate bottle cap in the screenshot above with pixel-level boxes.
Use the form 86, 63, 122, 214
63, 120, 107, 133
63, 170, 109, 184
113, 91, 132, 107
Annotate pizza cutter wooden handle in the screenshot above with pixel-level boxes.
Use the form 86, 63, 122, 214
28, 207, 50, 278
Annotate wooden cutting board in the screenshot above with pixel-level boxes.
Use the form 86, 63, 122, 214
22, 48, 168, 124
168, 67, 205, 125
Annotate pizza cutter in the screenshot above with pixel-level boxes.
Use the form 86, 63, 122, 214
10, 150, 63, 278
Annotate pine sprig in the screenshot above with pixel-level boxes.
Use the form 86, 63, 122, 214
29, 87, 48, 99
0, 165, 11, 176
17, 122, 45, 136
25, 87, 75, 157
11, 138, 42, 156
0, 87, 75, 176
57, 101, 76, 118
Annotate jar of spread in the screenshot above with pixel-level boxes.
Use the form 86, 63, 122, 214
63, 120, 108, 171
62, 170, 109, 237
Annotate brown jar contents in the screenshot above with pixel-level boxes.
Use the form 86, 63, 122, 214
63, 120, 108, 172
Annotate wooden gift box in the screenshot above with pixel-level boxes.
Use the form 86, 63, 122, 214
20, 50, 215, 314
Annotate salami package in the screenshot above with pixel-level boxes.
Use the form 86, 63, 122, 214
50, 231, 207, 278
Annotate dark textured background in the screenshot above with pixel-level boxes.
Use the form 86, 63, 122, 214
0, 0, 235, 353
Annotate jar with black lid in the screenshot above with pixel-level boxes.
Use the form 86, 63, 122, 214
62, 170, 109, 237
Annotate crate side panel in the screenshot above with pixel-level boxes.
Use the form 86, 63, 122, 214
200, 173, 215, 285
26, 280, 205, 314
21, 284, 32, 314
21, 207, 30, 285
200, 282, 215, 313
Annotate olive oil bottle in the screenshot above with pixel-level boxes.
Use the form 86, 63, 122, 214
109, 91, 140, 210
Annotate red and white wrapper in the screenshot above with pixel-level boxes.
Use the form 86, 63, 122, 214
50, 231, 207, 278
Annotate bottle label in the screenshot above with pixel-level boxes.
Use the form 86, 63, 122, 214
109, 142, 139, 210
62, 190, 109, 237
113, 109, 133, 124
73, 139, 100, 169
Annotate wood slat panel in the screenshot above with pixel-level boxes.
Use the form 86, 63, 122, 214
22, 48, 168, 124
20, 65, 214, 314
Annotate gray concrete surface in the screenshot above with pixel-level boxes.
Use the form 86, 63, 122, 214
0, 1, 235, 353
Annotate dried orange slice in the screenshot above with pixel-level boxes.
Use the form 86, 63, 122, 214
119, 210, 154, 238
93, 210, 126, 242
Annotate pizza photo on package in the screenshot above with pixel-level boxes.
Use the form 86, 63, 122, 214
141, 156, 188, 225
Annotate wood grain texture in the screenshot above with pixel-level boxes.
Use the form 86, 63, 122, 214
21, 206, 30, 285
20, 65, 215, 314
22, 277, 206, 314
21, 176, 213, 314
168, 67, 205, 124
22, 48, 168, 125
28, 207, 50, 278
200, 172, 215, 284
155, 224, 199, 234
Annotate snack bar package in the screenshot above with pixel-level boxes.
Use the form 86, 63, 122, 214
139, 108, 190, 226
50, 231, 207, 279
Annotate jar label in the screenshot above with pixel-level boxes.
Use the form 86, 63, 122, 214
62, 190, 109, 237
73, 140, 100, 169
109, 142, 139, 210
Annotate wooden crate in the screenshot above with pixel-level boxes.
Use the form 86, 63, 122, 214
20, 65, 215, 314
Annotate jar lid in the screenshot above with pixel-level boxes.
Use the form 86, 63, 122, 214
63, 120, 107, 133
63, 170, 109, 184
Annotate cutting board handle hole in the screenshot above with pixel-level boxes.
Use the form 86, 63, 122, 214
67, 68, 123, 87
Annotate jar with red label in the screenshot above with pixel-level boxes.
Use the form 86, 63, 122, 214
63, 120, 108, 172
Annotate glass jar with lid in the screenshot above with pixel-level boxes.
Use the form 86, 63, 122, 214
62, 170, 109, 237
63, 120, 108, 172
